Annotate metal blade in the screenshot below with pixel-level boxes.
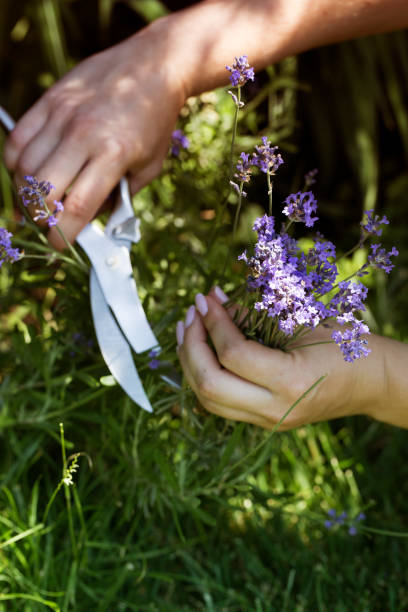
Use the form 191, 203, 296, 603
90, 269, 153, 412
77, 223, 158, 354
0, 106, 15, 132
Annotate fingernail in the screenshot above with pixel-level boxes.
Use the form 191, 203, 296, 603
176, 320, 185, 346
195, 293, 208, 316
214, 285, 229, 304
185, 305, 195, 328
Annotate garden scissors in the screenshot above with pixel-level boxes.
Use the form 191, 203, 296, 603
0, 105, 180, 412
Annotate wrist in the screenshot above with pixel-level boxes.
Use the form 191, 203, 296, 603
124, 17, 189, 110
367, 335, 408, 428
142, 1, 306, 100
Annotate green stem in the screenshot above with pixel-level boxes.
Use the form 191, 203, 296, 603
286, 340, 335, 351
336, 237, 366, 263
60, 423, 77, 560
228, 87, 241, 180
208, 86, 242, 257
42, 201, 88, 271
19, 254, 57, 261
267, 172, 273, 216
232, 182, 244, 239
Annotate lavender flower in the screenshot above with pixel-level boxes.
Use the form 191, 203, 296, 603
367, 244, 398, 274
331, 318, 371, 362
239, 218, 328, 337
235, 152, 252, 184
282, 191, 318, 228
19, 175, 54, 207
329, 281, 368, 317
231, 152, 253, 196
225, 55, 255, 87
148, 348, 161, 370
324, 509, 366, 535
0, 228, 21, 267
361, 209, 389, 237
238, 199, 377, 361
171, 130, 189, 157
304, 168, 318, 188
327, 281, 371, 361
303, 238, 337, 294
252, 137, 284, 175
18, 176, 64, 227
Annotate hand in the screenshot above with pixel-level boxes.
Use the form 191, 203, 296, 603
4, 20, 186, 248
177, 288, 389, 430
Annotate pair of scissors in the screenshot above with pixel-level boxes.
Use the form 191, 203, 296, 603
0, 105, 180, 413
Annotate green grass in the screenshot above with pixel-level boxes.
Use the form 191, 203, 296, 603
1, 1, 408, 610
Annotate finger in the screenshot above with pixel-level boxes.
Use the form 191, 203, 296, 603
209, 286, 245, 322
129, 159, 164, 194
15, 122, 64, 181
179, 329, 272, 427
47, 154, 124, 247
4, 99, 49, 170
178, 307, 274, 413
197, 294, 294, 389
31, 133, 90, 206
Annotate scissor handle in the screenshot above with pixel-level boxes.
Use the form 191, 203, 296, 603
104, 177, 135, 235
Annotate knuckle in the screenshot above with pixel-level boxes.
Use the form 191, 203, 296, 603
50, 99, 75, 124
64, 114, 93, 140
16, 151, 35, 177
8, 127, 25, 150
5, 131, 26, 168
66, 192, 88, 220
218, 342, 238, 369
102, 136, 131, 163
196, 373, 217, 402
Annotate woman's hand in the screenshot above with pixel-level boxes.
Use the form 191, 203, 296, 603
176, 288, 403, 430
4, 20, 186, 247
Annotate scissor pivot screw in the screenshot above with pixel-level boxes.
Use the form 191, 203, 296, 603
105, 256, 118, 268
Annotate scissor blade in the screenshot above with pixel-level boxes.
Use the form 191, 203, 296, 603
90, 269, 153, 412
0, 106, 15, 132
77, 223, 158, 354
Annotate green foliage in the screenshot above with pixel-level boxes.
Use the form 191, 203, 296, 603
1, 1, 408, 610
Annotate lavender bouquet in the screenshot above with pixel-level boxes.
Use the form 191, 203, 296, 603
225, 57, 398, 363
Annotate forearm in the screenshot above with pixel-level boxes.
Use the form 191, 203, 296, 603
146, 0, 408, 97
369, 335, 408, 428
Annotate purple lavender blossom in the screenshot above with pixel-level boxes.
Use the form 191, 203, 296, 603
148, 348, 161, 370
282, 191, 318, 228
47, 201, 64, 228
252, 137, 284, 175
0, 228, 21, 267
304, 168, 318, 188
239, 217, 328, 336
303, 238, 337, 294
69, 332, 94, 357
171, 129, 189, 157
230, 152, 253, 197
18, 176, 64, 226
225, 55, 255, 87
331, 318, 371, 362
235, 152, 252, 184
19, 175, 54, 207
329, 281, 368, 317
367, 244, 398, 274
361, 209, 389, 237
324, 509, 365, 535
